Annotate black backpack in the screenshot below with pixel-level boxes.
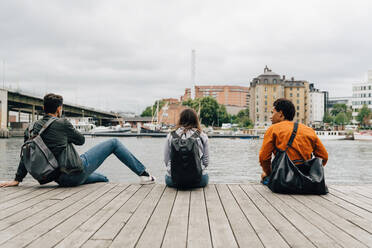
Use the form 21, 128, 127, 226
21, 118, 60, 184
170, 130, 203, 187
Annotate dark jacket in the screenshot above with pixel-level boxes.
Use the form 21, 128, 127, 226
14, 115, 85, 182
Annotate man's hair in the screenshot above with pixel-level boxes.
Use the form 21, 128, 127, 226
273, 98, 295, 121
43, 93, 63, 114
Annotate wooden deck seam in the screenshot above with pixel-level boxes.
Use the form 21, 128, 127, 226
227, 185, 265, 247
108, 184, 155, 242
288, 194, 367, 248
51, 184, 133, 248
251, 185, 319, 248
131, 185, 167, 248
203, 186, 214, 248
215, 184, 244, 247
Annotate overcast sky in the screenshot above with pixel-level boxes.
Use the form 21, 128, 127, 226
1, 0, 372, 113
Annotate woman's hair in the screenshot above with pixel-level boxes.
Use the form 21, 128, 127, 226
176, 108, 202, 131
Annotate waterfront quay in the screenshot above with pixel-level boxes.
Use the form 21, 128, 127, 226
0, 183, 371, 247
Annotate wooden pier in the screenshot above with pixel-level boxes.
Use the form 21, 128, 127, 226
0, 183, 371, 247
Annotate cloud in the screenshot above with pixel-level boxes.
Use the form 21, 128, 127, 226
1, 0, 372, 113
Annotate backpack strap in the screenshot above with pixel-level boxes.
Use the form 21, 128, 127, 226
28, 122, 36, 137
38, 117, 58, 136
285, 122, 305, 162
171, 130, 180, 139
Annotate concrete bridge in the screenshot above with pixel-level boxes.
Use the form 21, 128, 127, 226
0, 88, 119, 131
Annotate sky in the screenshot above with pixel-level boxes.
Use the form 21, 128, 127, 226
1, 0, 372, 114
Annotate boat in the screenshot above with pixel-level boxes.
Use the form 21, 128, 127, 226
315, 131, 346, 140
67, 117, 96, 133
354, 131, 372, 141
90, 123, 131, 134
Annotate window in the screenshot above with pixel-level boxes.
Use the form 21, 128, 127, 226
273, 79, 277, 84
297, 93, 299, 97
264, 116, 267, 122
256, 108, 259, 113
265, 107, 267, 112
264, 79, 268, 84
297, 100, 299, 104
297, 112, 299, 117
290, 87, 293, 91
265, 87, 267, 92
290, 93, 293, 97
297, 87, 299, 91
257, 116, 259, 121
265, 101, 267, 105
297, 106, 299, 110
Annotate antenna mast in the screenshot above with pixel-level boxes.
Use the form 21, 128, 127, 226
191, 49, 196, 99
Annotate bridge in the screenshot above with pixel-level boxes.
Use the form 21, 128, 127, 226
0, 88, 119, 130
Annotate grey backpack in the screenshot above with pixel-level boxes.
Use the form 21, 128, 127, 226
21, 118, 60, 184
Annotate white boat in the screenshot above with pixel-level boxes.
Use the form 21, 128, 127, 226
67, 117, 96, 133
354, 131, 372, 141
90, 123, 131, 134
315, 131, 346, 140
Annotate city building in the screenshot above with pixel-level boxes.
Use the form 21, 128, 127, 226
194, 85, 250, 109
328, 96, 352, 109
250, 66, 310, 128
352, 70, 372, 121
309, 84, 325, 124
180, 88, 191, 102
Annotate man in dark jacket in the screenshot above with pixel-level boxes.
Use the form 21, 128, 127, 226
0, 93, 155, 187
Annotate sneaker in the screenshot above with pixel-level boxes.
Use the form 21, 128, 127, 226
140, 175, 156, 185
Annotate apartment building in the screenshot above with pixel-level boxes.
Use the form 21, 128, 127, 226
309, 84, 325, 124
250, 66, 310, 127
352, 70, 372, 115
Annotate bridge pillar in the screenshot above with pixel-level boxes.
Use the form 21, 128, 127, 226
0, 89, 8, 130
31, 105, 35, 122
18, 110, 21, 122
82, 110, 85, 118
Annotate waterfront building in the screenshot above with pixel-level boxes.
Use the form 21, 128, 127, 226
328, 96, 353, 109
250, 66, 310, 128
352, 70, 372, 121
194, 85, 250, 108
309, 84, 325, 124
180, 88, 191, 102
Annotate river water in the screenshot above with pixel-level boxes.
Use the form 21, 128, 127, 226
0, 137, 371, 184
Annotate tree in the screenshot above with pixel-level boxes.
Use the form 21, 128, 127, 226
330, 103, 347, 116
356, 105, 372, 127
323, 111, 334, 124
141, 100, 165, 117
182, 97, 229, 127
334, 112, 348, 125
234, 108, 252, 127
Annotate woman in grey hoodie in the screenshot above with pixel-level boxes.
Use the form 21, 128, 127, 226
164, 108, 209, 188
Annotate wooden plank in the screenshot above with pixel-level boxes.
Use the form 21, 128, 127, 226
91, 184, 154, 240
329, 188, 372, 213
161, 190, 191, 248
26, 184, 126, 248
241, 185, 315, 248
0, 183, 104, 246
136, 187, 177, 248
277, 194, 367, 248
55, 184, 140, 248
331, 186, 372, 206
187, 188, 213, 248
322, 193, 372, 220
229, 185, 289, 248
0, 187, 66, 221
294, 194, 372, 246
0, 187, 37, 203
216, 184, 263, 248
304, 194, 372, 234
110, 184, 165, 248
203, 185, 238, 248
0, 187, 55, 210
81, 240, 112, 248
254, 185, 341, 248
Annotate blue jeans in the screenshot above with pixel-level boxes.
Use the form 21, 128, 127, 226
165, 174, 209, 188
56, 138, 146, 187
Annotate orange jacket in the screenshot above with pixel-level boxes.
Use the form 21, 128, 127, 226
259, 120, 328, 176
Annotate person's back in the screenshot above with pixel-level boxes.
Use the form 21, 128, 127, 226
259, 98, 328, 181
164, 108, 209, 188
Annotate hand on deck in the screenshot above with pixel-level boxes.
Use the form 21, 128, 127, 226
0, 180, 19, 187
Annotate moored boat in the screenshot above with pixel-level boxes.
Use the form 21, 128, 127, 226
315, 131, 346, 140
354, 131, 372, 141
